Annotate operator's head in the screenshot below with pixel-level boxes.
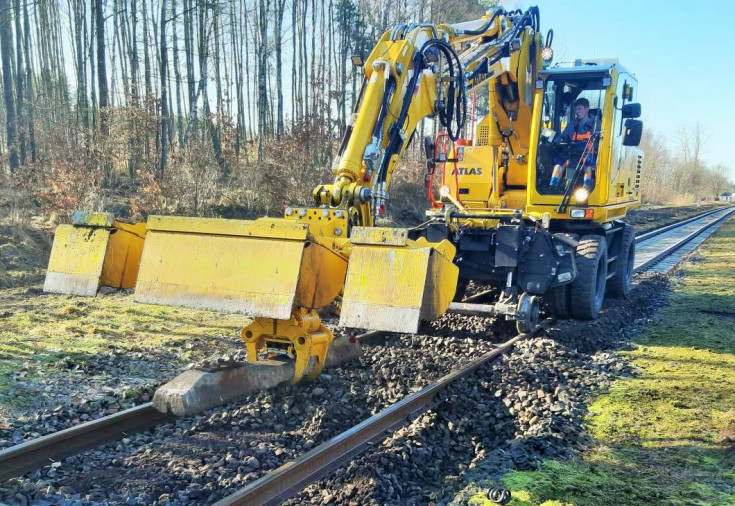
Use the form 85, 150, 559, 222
573, 97, 590, 121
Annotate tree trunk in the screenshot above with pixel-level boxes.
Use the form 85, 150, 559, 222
301, 0, 308, 118
183, 0, 195, 125
172, 0, 184, 147
256, 0, 269, 162
159, 0, 168, 173
142, 0, 152, 159
310, 0, 316, 117
291, 0, 296, 122
13, 0, 26, 165
96, 0, 109, 136
130, 0, 139, 106
115, 0, 130, 100
231, 0, 244, 158
72, 0, 88, 130
88, 0, 98, 131
22, 0, 35, 162
244, 1, 253, 141
0, 0, 19, 172
142, 0, 152, 105
274, 0, 285, 139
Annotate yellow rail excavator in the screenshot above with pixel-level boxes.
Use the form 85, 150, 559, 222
45, 7, 643, 383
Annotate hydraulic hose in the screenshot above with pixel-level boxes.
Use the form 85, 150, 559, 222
419, 38, 466, 141
375, 37, 467, 186
455, 9, 504, 36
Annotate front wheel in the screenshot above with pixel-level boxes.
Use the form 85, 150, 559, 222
607, 224, 635, 298
570, 235, 608, 320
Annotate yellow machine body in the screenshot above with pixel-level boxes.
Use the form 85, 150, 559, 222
134, 214, 348, 319
240, 308, 333, 383
339, 228, 458, 333
44, 212, 146, 296
446, 60, 642, 223
133, 209, 458, 375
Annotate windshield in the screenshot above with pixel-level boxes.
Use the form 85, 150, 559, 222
535, 75, 607, 195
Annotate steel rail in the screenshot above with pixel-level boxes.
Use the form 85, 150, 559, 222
214, 320, 553, 506
633, 207, 735, 274
635, 206, 729, 244
0, 402, 172, 482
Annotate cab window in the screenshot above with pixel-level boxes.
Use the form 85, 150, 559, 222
535, 75, 607, 195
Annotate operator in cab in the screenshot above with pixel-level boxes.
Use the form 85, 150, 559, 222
549, 97, 601, 189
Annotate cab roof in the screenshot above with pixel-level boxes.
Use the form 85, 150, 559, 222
541, 58, 634, 78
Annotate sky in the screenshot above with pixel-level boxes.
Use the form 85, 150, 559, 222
523, 0, 735, 178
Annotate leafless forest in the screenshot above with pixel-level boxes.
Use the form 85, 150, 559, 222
0, 0, 730, 223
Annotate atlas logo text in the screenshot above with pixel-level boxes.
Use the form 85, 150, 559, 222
451, 167, 483, 175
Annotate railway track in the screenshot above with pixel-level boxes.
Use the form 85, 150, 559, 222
213, 206, 735, 506
1, 207, 732, 496
213, 321, 552, 506
633, 206, 735, 273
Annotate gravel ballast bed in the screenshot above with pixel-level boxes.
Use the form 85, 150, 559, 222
1, 277, 667, 505
1, 322, 502, 505
286, 276, 668, 505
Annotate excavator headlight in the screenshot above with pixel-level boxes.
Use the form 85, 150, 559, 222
573, 187, 590, 203
541, 46, 554, 62
351, 54, 364, 67
439, 185, 451, 198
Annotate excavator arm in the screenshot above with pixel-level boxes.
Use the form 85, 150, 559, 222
314, 7, 545, 223
312, 25, 464, 227
129, 7, 549, 382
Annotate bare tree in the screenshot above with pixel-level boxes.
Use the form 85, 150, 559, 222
96, 0, 109, 136
13, 0, 26, 164
22, 0, 35, 162
0, 0, 19, 172
256, 0, 270, 161
274, 0, 286, 139
159, 0, 168, 173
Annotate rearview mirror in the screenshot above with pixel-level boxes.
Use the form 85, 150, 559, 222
623, 119, 643, 146
621, 102, 641, 119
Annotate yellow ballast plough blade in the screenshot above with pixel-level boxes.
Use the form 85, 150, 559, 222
339, 227, 459, 333
134, 215, 348, 319
44, 211, 146, 296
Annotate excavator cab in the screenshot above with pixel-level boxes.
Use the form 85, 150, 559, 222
527, 60, 643, 222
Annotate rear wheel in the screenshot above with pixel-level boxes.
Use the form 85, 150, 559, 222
607, 224, 635, 298
570, 235, 608, 320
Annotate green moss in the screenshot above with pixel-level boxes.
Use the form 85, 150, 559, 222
467, 217, 735, 505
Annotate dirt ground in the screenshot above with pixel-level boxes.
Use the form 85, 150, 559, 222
623, 203, 726, 234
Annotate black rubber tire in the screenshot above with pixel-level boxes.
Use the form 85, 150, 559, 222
570, 235, 608, 320
546, 284, 571, 318
607, 224, 635, 298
